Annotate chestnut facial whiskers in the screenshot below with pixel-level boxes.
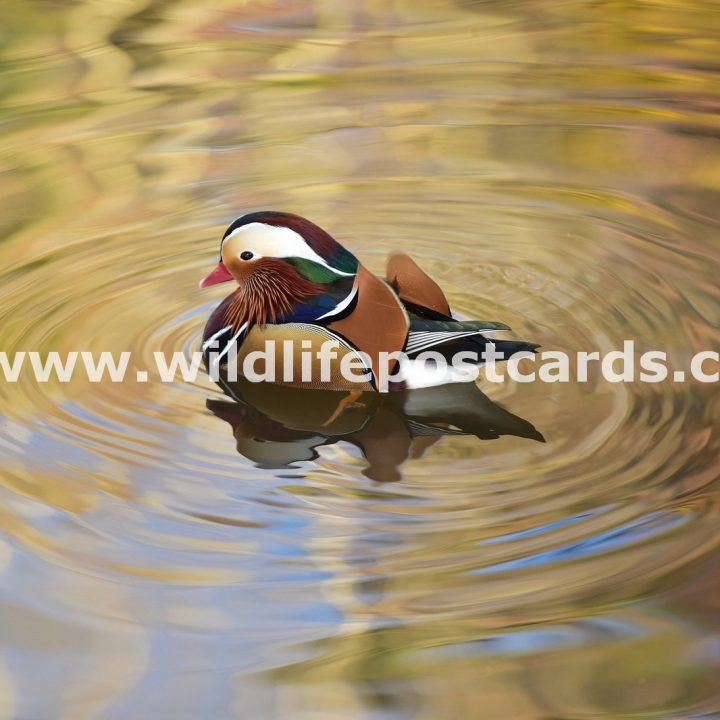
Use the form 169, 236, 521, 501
224, 258, 323, 331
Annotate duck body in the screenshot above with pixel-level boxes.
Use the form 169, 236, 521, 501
200, 211, 537, 392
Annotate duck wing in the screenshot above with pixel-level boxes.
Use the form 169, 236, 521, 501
406, 317, 538, 360
386, 251, 451, 316
385, 251, 537, 359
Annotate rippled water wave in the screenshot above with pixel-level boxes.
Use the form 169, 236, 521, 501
0, 1, 719, 718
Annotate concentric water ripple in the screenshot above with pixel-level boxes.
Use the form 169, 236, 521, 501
0, 1, 719, 718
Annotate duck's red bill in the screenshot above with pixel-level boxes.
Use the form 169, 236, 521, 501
199, 262, 234, 288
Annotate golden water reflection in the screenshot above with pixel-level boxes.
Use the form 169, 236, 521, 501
0, 0, 719, 718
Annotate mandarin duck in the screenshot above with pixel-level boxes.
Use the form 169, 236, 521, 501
200, 211, 537, 393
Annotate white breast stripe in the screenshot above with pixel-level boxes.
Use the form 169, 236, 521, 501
212, 322, 248, 366
202, 325, 232, 350
315, 285, 358, 321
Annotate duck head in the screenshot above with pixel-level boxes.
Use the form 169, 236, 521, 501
200, 211, 359, 327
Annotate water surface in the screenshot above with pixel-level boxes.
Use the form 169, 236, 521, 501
0, 1, 719, 718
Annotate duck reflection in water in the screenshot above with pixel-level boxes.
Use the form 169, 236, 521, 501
207, 377, 544, 483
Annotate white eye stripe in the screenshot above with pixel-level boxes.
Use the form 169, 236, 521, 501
222, 222, 353, 276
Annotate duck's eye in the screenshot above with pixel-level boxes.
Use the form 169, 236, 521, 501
240, 251, 254, 261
